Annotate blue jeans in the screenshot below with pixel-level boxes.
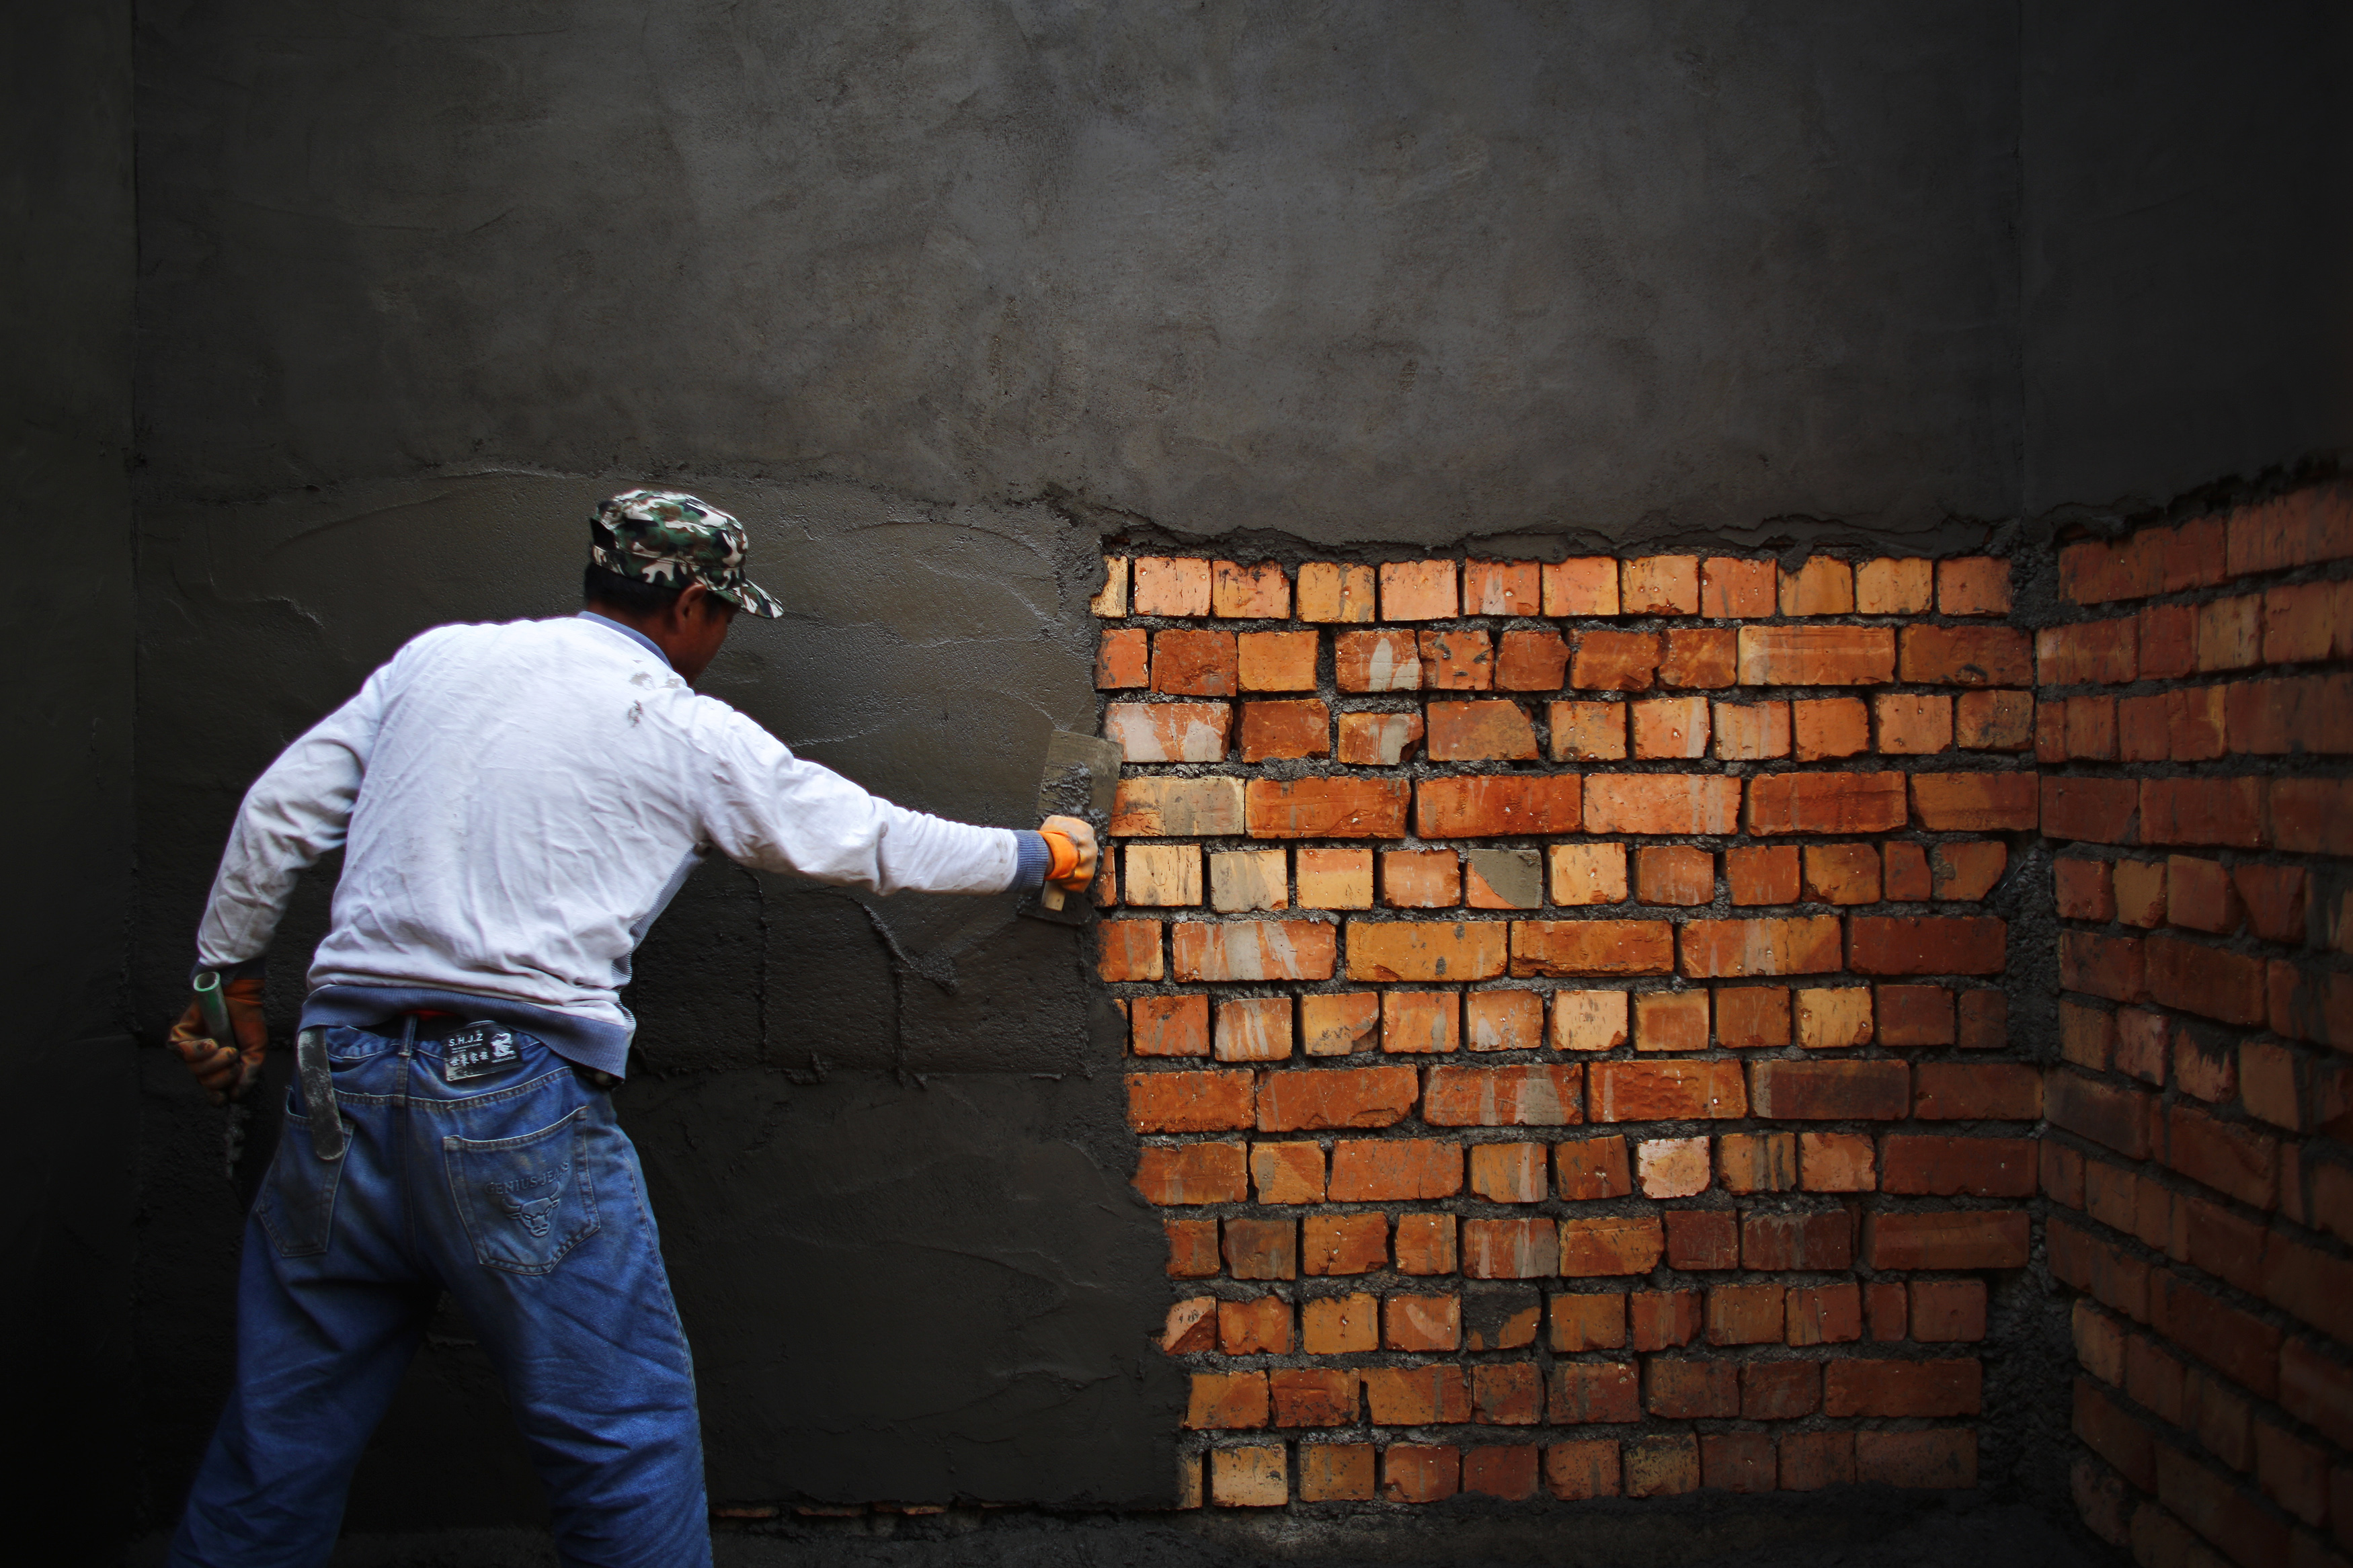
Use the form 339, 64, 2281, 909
169, 1022, 709, 1568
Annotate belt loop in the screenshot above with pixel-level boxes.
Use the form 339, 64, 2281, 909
399, 1012, 417, 1058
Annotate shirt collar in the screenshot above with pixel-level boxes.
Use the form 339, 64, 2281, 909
575, 611, 672, 669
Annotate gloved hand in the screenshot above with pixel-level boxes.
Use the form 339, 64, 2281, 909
1039, 815, 1099, 893
167, 970, 269, 1106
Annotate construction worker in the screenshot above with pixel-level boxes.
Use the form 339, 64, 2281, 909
162, 490, 1098, 1568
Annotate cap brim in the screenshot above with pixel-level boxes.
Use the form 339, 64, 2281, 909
716, 579, 786, 619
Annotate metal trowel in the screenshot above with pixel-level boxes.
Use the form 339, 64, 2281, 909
1017, 729, 1121, 927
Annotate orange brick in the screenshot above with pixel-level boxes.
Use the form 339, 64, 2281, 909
1464, 1215, 1558, 1282
1713, 699, 1792, 759
1589, 1060, 1746, 1120
2137, 600, 2197, 680
1333, 628, 1423, 692
1211, 560, 1289, 619
1883, 841, 1931, 900
1380, 850, 1460, 909
1864, 1210, 2029, 1269
1302, 1223, 1388, 1282
1802, 843, 1880, 905
1912, 771, 2039, 833
1426, 700, 1538, 761
1583, 773, 1741, 834
1384, 1294, 1464, 1352
1903, 624, 2035, 686
1223, 1218, 1297, 1280
2037, 619, 2137, 686
1548, 700, 1628, 759
1715, 987, 1792, 1049
1152, 628, 1239, 696
1727, 845, 1800, 905
1467, 1143, 1551, 1206
1124, 845, 1201, 907
1741, 1360, 1820, 1419
1425, 1063, 1583, 1126
1777, 556, 1852, 616
1620, 555, 1699, 615
1929, 841, 2005, 902
1706, 1284, 1786, 1348
1630, 695, 1710, 758
1718, 1130, 1797, 1194
1380, 560, 1458, 620
2064, 694, 2117, 759
1248, 1140, 1325, 1204
1246, 776, 1410, 839
1874, 984, 1954, 1046
1849, 914, 2005, 975
1419, 627, 1493, 690
1676, 915, 1844, 979
1415, 775, 1582, 836
1172, 920, 1337, 981
1792, 696, 1870, 761
1494, 628, 1569, 690
1135, 1141, 1248, 1204
1555, 1135, 1632, 1199
1382, 1444, 1461, 1503
1133, 556, 1211, 617
1649, 1357, 1740, 1419
1745, 770, 1907, 834
1216, 997, 1293, 1063
1220, 1294, 1293, 1354
1636, 845, 1714, 905
1638, 1136, 1710, 1198
1629, 1289, 1701, 1350
1546, 843, 1628, 905
2233, 862, 2307, 942
1550, 1360, 1640, 1423
1739, 624, 1895, 685
1334, 710, 1423, 766
1956, 688, 2034, 750
1559, 1215, 1666, 1276
1235, 700, 1327, 763
1938, 557, 2011, 616
1107, 700, 1231, 763
1096, 627, 1150, 688
1394, 1213, 1459, 1276
1381, 990, 1459, 1055
1166, 1218, 1221, 1277
1269, 1366, 1355, 1426
2196, 593, 2264, 671
1463, 849, 1543, 911
2229, 485, 2353, 574
1255, 1064, 1415, 1130
1328, 1138, 1463, 1202
1511, 919, 1675, 977
1099, 920, 1165, 981
1551, 990, 1631, 1052
1550, 1294, 1628, 1352
1794, 987, 1873, 1048
1464, 989, 1545, 1050
1161, 1296, 1216, 1353
1363, 1366, 1468, 1424
1749, 1060, 1908, 1120
1110, 776, 1246, 837
1799, 1131, 1876, 1192
1296, 561, 1375, 624
1787, 1281, 1864, 1344
1185, 1370, 1267, 1429
1874, 693, 1953, 755
1702, 557, 1777, 618
1659, 628, 1737, 688
1347, 919, 1507, 982
2264, 578, 2353, 663
1856, 557, 1933, 614
1128, 1069, 1254, 1132
1634, 990, 1710, 1052
1543, 558, 1620, 616
1462, 1444, 1540, 1500
1295, 848, 1374, 911
1571, 628, 1661, 690
1234, 629, 1316, 692
1464, 559, 1541, 616
1131, 994, 1209, 1058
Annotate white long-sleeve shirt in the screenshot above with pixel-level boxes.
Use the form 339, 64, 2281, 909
196, 613, 1033, 1073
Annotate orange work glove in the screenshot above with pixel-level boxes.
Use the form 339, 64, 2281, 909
1039, 815, 1099, 892
167, 970, 269, 1106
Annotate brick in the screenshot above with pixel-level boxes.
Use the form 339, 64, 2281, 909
2254, 1422, 2325, 1529
1209, 849, 1288, 915
1802, 843, 1880, 905
1632, 989, 1708, 1057
1792, 697, 1870, 761
1856, 1431, 1975, 1490
1269, 1367, 1355, 1428
1875, 692, 1954, 755
1658, 628, 1737, 690
1256, 1065, 1417, 1130
2059, 532, 2161, 605
2264, 579, 2352, 663
1550, 1293, 1627, 1352
1172, 921, 1336, 983
1464, 1217, 1560, 1278
2140, 776, 2267, 849
1622, 555, 1700, 615
1583, 773, 1743, 835
1186, 1370, 1269, 1430
1463, 849, 1543, 912
1384, 1294, 1463, 1352
1246, 1140, 1323, 1204
2229, 485, 2353, 573
1133, 557, 1212, 618
1571, 628, 1661, 690
1739, 624, 1895, 686
1464, 987, 1545, 1050
1295, 848, 1373, 909
1628, 696, 1709, 760
1794, 987, 1872, 1049
2061, 930, 2147, 1003
1494, 628, 1569, 690
1333, 629, 1423, 692
1780, 1432, 1858, 1493
1096, 626, 1151, 690
1210, 559, 1289, 620
1555, 1135, 1632, 1200
1224, 1218, 1297, 1280
1868, 1209, 2030, 1270
1125, 845, 1203, 907
2128, 605, 2194, 688
1379, 850, 1459, 911
1425, 1064, 1583, 1127
1649, 1358, 1739, 1418
1090, 557, 1131, 619
1713, 699, 1792, 760
1717, 1131, 1797, 1194
2047, 1070, 2153, 1158
1246, 776, 1410, 839
1221, 1294, 1293, 1354
2065, 693, 2118, 759
1746, 770, 1907, 835
2148, 935, 2266, 1026
1398, 1219, 1455, 1277
1425, 701, 1538, 762
2164, 1102, 2276, 1206
1743, 1211, 1854, 1271
1542, 557, 1620, 616
1901, 624, 2034, 686
1510, 919, 1674, 978
1131, 993, 1210, 1059
2157, 1446, 2290, 1568
2038, 619, 2137, 687
1128, 1069, 1252, 1132
1665, 1209, 1739, 1270
1363, 1366, 1468, 1426
1380, 560, 1458, 620
1938, 556, 2011, 616
1134, 1139, 1250, 1208
1558, 1215, 1665, 1276
1152, 628, 1240, 696
1210, 1445, 1289, 1508
1638, 1137, 1711, 1199
1714, 987, 1792, 1051
1236, 699, 1328, 761
1328, 1138, 1462, 1202
1871, 1279, 1908, 1342
1623, 1437, 1700, 1499
1932, 841, 2007, 901
1166, 1218, 1221, 1278
1856, 556, 1933, 614
1334, 710, 1423, 766
1161, 1296, 1218, 1354
1747, 1060, 1906, 1119
1345, 920, 1504, 983
2165, 856, 2240, 935
2195, 593, 2264, 672
1589, 1061, 1747, 1121
2281, 1338, 2353, 1449
1296, 561, 1375, 624
1630, 1289, 1702, 1350
1460, 559, 1539, 618
1702, 1432, 1777, 1494
1107, 700, 1230, 764
1742, 1359, 1821, 1419
1726, 844, 1799, 905
1302, 1221, 1388, 1282
1911, 771, 2038, 832
1111, 776, 1247, 837
1778, 557, 1854, 616
1956, 688, 2034, 750
1462, 1442, 1540, 1499
2274, 778, 2353, 855
1544, 1441, 1622, 1501
1296, 993, 1379, 1060
1874, 983, 1954, 1046
1547, 1361, 1641, 1426
1914, 1062, 2041, 1119
1414, 775, 1582, 838
2055, 856, 2116, 921
1550, 990, 1631, 1053
1468, 1143, 1546, 1204
1236, 630, 1318, 695
1547, 699, 1626, 760
1849, 914, 2006, 975
2041, 776, 2139, 845
1824, 1358, 1981, 1418
1880, 840, 1928, 900
2233, 864, 2307, 943
1787, 1282, 1864, 1345
1882, 1135, 2036, 1196
1419, 627, 1494, 690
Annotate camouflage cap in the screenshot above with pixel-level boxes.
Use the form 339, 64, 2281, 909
589, 489, 785, 618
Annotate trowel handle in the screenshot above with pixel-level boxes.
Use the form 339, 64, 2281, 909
1041, 884, 1067, 911
193, 969, 234, 1043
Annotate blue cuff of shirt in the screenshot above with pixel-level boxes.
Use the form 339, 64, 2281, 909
1011, 830, 1051, 890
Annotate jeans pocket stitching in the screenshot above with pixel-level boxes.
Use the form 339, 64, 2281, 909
443, 1106, 600, 1276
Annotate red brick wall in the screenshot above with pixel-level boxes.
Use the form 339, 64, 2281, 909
1092, 546, 2044, 1506
2042, 487, 2353, 1565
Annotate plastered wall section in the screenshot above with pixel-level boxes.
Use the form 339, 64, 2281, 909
2039, 487, 2353, 1567
1089, 546, 2040, 1508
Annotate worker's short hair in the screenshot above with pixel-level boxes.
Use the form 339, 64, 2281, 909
583, 563, 684, 616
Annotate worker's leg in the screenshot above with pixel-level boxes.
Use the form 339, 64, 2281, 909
170, 1032, 433, 1568
413, 1037, 709, 1568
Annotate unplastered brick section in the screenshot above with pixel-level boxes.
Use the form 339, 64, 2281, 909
1093, 547, 2038, 1508
2040, 485, 2353, 1568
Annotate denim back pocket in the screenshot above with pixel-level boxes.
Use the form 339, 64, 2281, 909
443, 1106, 599, 1275
257, 1097, 346, 1258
